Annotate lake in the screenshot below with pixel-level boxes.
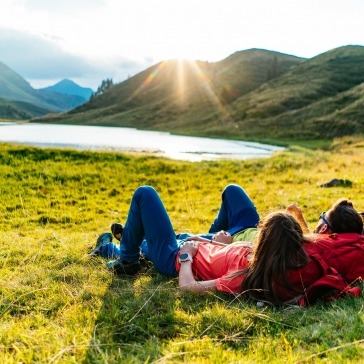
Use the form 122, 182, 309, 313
0, 122, 284, 162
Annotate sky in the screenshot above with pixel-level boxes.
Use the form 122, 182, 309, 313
1, 0, 363, 91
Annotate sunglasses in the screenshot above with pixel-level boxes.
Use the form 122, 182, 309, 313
320, 211, 332, 230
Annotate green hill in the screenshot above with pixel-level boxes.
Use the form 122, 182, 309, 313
229, 45, 364, 139
0, 61, 42, 105
0, 98, 53, 119
32, 45, 364, 142
35, 49, 303, 129
0, 62, 90, 119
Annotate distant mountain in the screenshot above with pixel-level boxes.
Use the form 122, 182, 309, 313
32, 45, 364, 141
0, 62, 89, 119
40, 79, 93, 100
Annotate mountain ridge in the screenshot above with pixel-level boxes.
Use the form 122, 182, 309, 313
56, 48, 304, 132
0, 63, 92, 119
228, 45, 364, 139
4, 45, 364, 141
62, 45, 363, 140
39, 79, 93, 100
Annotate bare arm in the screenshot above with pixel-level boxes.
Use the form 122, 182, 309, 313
185, 230, 232, 245
178, 242, 217, 293
286, 204, 310, 233
185, 236, 227, 247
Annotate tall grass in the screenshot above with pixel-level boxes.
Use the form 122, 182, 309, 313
0, 140, 364, 363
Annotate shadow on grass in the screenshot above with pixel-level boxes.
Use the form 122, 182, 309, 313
82, 262, 184, 363
81, 260, 288, 363
81, 254, 364, 362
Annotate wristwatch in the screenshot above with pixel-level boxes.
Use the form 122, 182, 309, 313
179, 253, 193, 263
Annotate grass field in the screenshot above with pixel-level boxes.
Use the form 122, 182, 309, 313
1, 138, 364, 363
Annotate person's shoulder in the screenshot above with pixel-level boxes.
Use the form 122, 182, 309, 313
310, 232, 363, 247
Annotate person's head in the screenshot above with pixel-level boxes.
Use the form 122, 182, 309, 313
313, 198, 363, 235
242, 211, 308, 304
111, 222, 124, 241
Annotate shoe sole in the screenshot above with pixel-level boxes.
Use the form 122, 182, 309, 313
107, 260, 141, 275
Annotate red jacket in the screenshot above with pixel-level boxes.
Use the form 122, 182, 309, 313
273, 235, 363, 306
309, 233, 364, 283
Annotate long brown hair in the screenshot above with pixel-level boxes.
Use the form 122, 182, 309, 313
242, 211, 308, 304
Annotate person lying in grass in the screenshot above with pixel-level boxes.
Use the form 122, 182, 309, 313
92, 184, 260, 259
104, 184, 259, 295
92, 185, 361, 305
242, 208, 362, 305
238, 197, 364, 305
94, 185, 364, 290
285, 199, 364, 284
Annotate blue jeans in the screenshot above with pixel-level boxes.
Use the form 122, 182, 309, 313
120, 186, 183, 276
209, 184, 259, 235
98, 184, 259, 274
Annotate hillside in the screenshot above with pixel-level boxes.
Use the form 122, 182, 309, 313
35, 49, 303, 132
0, 62, 90, 119
229, 45, 364, 139
32, 45, 364, 141
0, 98, 52, 119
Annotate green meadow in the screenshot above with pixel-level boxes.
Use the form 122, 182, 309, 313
1, 138, 364, 363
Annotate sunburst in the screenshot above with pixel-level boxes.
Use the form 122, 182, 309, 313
127, 58, 233, 123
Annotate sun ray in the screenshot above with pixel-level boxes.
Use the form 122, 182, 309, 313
176, 59, 186, 106
186, 60, 234, 123
125, 58, 234, 125
126, 61, 166, 102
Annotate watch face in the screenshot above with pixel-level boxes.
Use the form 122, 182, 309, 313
180, 253, 189, 261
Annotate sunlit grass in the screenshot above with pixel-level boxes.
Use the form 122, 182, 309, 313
0, 140, 364, 362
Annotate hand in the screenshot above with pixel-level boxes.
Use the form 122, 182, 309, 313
212, 230, 232, 244
179, 241, 199, 258
286, 203, 310, 233
286, 204, 304, 220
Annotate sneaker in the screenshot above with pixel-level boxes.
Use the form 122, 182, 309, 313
111, 223, 124, 241
89, 232, 113, 256
97, 232, 113, 246
107, 259, 141, 275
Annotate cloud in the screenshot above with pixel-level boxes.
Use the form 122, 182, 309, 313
22, 0, 105, 14
0, 28, 91, 77
4, 0, 363, 90
0, 27, 150, 89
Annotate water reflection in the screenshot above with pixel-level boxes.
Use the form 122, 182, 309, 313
0, 123, 284, 162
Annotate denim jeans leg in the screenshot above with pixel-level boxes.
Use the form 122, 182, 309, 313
99, 242, 120, 259
119, 186, 179, 277
209, 184, 260, 234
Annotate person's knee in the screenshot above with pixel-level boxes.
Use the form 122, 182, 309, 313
135, 185, 156, 197
133, 186, 160, 206
223, 184, 243, 197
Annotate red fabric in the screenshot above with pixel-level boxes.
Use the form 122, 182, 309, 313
272, 252, 326, 303
269, 234, 364, 304
174, 233, 364, 303
175, 241, 252, 294
309, 233, 364, 283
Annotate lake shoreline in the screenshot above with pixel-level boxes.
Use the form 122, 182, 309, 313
0, 122, 285, 162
